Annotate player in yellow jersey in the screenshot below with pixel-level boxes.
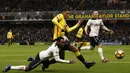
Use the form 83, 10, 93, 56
41, 9, 96, 70
7, 30, 13, 46
75, 25, 84, 45
28, 9, 96, 70
76, 26, 84, 40
52, 11, 80, 40
74, 25, 84, 50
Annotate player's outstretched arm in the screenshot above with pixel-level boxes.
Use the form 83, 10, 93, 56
84, 25, 89, 35
102, 26, 114, 34
65, 19, 83, 32
54, 56, 75, 64
100, 19, 113, 34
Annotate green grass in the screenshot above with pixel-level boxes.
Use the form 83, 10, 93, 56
0, 45, 130, 73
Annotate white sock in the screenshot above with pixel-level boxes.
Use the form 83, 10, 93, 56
80, 46, 91, 50
98, 48, 104, 60
11, 65, 26, 70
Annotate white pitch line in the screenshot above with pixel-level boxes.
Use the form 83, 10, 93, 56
0, 60, 130, 63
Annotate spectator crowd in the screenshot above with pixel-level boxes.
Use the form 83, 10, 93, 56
0, 0, 129, 12
0, 21, 130, 45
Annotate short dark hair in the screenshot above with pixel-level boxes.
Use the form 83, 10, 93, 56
62, 8, 68, 12
60, 7, 70, 12
54, 37, 64, 41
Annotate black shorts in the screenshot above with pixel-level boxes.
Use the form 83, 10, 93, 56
90, 36, 101, 48
26, 53, 41, 71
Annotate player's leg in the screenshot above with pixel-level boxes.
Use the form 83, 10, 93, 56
3, 64, 27, 72
27, 56, 58, 71
25, 53, 42, 72
41, 41, 95, 70
76, 37, 84, 51
27, 49, 65, 71
10, 38, 12, 45
40, 39, 68, 70
27, 56, 35, 61
66, 42, 96, 69
79, 37, 95, 50
77, 42, 83, 51
41, 59, 50, 70
3, 53, 42, 72
74, 37, 80, 46
62, 37, 96, 69
74, 37, 83, 50
45, 40, 88, 66
27, 56, 48, 71
80, 45, 92, 50
8, 39, 11, 46
42, 36, 95, 69
98, 43, 109, 63
93, 36, 109, 63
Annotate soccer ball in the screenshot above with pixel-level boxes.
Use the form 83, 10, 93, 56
115, 49, 125, 59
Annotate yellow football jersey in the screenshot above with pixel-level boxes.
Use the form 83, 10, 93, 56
76, 27, 83, 38
7, 31, 13, 39
52, 14, 80, 40
52, 14, 66, 40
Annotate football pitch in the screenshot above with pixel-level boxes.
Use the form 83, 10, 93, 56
0, 45, 130, 73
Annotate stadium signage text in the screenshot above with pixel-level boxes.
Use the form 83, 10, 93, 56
68, 13, 130, 19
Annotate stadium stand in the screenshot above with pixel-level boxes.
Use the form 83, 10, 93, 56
0, 0, 130, 45
0, 0, 129, 12
0, 20, 130, 45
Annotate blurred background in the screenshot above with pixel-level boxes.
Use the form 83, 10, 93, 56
0, 0, 130, 45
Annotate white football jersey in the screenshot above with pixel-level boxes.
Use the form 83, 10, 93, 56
87, 19, 104, 37
39, 42, 70, 63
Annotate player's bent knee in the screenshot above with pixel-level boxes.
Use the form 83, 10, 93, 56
69, 45, 78, 52
75, 51, 81, 57
98, 44, 102, 48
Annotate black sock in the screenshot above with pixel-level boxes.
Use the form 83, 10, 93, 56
77, 55, 85, 64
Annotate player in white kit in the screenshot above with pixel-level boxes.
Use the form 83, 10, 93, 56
79, 11, 113, 63
3, 37, 75, 72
